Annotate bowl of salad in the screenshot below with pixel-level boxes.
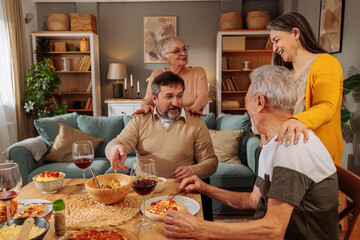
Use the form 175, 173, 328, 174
85, 173, 131, 204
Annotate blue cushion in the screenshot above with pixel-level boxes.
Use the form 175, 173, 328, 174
34, 112, 78, 147
210, 162, 255, 188
201, 112, 216, 130
215, 113, 250, 165
28, 158, 111, 182
77, 115, 124, 157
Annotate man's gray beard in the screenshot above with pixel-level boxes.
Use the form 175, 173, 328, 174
251, 119, 261, 135
166, 106, 182, 120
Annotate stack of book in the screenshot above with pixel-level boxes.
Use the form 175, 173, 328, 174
75, 55, 91, 72
222, 77, 240, 91
84, 97, 93, 109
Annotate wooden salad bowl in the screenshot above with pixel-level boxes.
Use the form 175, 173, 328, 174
86, 173, 131, 204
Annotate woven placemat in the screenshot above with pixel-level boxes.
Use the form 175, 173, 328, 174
64, 194, 141, 229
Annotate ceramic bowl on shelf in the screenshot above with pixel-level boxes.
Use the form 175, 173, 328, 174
86, 173, 131, 204
154, 177, 167, 193
32, 172, 66, 193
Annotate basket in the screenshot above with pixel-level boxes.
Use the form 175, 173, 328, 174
70, 13, 97, 33
219, 11, 243, 30
245, 5, 270, 29
46, 13, 69, 31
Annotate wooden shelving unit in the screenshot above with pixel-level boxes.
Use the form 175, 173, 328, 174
216, 30, 273, 115
32, 31, 101, 116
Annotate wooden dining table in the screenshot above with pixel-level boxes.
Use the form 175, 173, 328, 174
15, 178, 203, 240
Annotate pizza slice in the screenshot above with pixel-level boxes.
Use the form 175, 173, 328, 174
145, 198, 186, 220
66, 229, 127, 240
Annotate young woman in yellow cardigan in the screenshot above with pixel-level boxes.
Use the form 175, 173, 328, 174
266, 12, 343, 166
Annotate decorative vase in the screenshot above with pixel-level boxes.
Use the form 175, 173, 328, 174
79, 38, 89, 52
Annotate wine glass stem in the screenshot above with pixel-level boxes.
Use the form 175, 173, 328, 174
142, 196, 146, 223
6, 201, 10, 220
82, 169, 86, 191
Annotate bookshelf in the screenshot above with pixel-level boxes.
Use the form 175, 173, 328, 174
216, 30, 273, 115
31, 31, 101, 116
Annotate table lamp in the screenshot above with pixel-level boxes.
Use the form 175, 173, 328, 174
107, 63, 127, 98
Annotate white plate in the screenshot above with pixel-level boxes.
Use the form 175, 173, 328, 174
143, 196, 200, 221
16, 199, 52, 218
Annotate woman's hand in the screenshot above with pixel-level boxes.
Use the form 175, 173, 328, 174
184, 107, 206, 117
131, 104, 154, 116
276, 119, 309, 145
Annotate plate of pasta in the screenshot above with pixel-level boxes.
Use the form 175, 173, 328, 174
14, 199, 52, 219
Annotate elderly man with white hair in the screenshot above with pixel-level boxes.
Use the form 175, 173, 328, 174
163, 65, 339, 240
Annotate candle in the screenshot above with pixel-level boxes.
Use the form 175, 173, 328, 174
130, 74, 133, 87
208, 83, 210, 92
137, 80, 140, 93
124, 78, 127, 90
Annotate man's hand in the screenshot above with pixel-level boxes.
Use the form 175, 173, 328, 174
174, 166, 193, 182
163, 210, 201, 239
131, 104, 154, 116
178, 175, 207, 194
276, 119, 309, 145
184, 107, 206, 117
110, 145, 128, 172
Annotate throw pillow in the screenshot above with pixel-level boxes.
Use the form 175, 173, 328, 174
77, 115, 125, 157
44, 123, 103, 162
209, 129, 244, 164
34, 112, 78, 147
215, 113, 250, 164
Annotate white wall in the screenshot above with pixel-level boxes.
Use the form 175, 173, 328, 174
22, 0, 38, 67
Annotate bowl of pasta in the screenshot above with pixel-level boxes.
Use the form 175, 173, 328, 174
32, 171, 66, 193
86, 173, 131, 204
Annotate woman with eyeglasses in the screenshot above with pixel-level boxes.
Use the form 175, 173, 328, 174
133, 36, 208, 115
267, 12, 343, 166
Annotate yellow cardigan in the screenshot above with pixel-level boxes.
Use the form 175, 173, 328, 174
292, 54, 343, 165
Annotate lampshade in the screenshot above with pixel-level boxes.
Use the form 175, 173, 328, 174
107, 63, 127, 80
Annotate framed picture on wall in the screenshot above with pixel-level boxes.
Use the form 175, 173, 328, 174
318, 0, 345, 53
144, 16, 177, 63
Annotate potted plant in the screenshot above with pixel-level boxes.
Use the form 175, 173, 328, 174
341, 69, 360, 174
22, 58, 67, 118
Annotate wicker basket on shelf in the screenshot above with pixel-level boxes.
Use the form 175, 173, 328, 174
70, 13, 97, 33
46, 13, 69, 31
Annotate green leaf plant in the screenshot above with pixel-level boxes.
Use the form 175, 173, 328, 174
22, 58, 67, 119
342, 69, 360, 175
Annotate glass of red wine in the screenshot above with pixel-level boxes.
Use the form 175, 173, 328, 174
0, 163, 22, 221
72, 141, 94, 193
130, 158, 157, 230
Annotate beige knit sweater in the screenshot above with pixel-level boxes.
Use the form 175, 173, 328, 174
105, 112, 218, 179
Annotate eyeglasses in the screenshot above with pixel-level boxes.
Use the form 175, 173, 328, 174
166, 45, 190, 55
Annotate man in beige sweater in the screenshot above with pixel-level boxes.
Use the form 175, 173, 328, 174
105, 71, 218, 182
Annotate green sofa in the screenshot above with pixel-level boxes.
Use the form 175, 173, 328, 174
8, 112, 260, 215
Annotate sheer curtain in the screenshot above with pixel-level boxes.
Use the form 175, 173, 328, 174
0, 0, 17, 162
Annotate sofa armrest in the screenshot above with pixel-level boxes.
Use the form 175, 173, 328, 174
245, 135, 261, 174
9, 136, 46, 185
